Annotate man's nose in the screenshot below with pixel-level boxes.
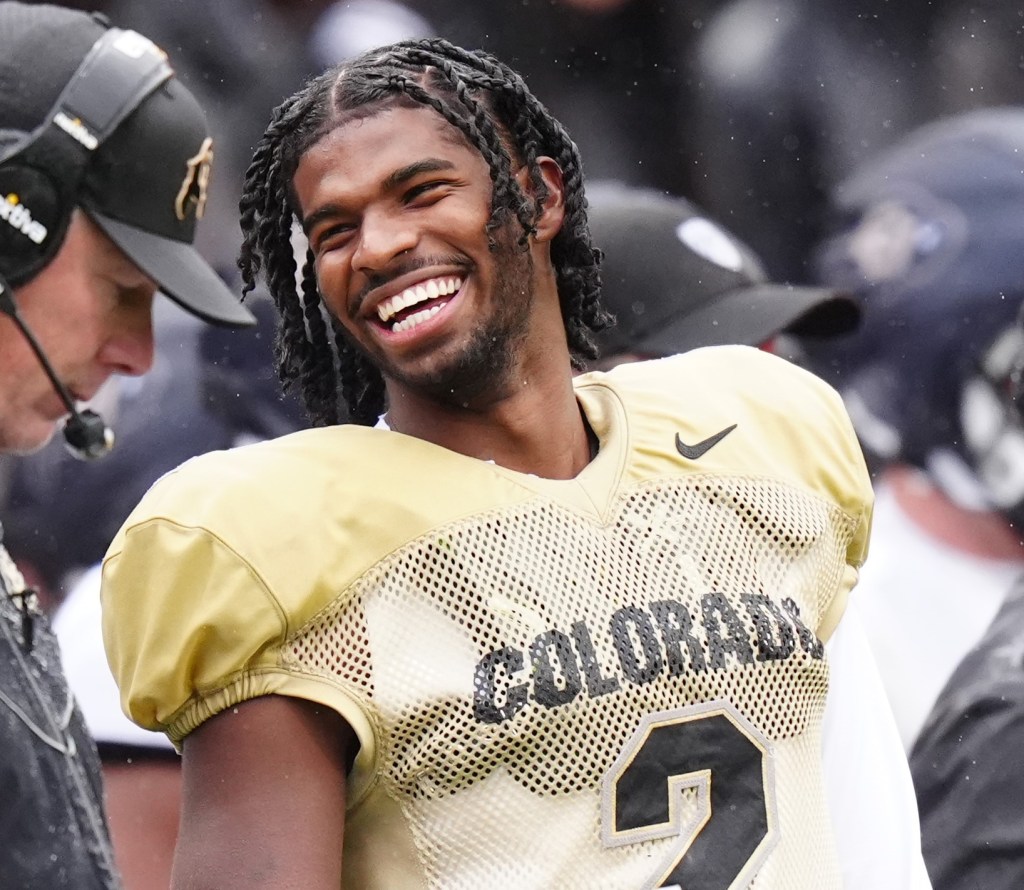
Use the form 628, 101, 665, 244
352, 208, 419, 274
99, 301, 155, 377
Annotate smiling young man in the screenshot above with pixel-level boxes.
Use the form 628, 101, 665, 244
102, 39, 928, 889
293, 101, 589, 475
0, 3, 253, 888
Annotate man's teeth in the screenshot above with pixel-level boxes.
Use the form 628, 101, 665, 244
377, 276, 462, 324
393, 303, 447, 333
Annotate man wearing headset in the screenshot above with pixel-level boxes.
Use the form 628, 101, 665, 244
0, 3, 253, 887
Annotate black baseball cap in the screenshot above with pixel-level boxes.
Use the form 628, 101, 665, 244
587, 183, 858, 356
0, 2, 254, 327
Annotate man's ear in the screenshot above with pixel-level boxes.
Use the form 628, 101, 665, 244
520, 156, 565, 243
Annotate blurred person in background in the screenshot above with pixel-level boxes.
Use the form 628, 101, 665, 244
793, 108, 1024, 889
796, 108, 1024, 760
686, 0, 1007, 284
831, 111, 1024, 888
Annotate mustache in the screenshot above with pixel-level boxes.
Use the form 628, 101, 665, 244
354, 254, 471, 307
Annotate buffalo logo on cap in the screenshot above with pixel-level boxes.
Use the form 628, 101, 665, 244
175, 136, 213, 222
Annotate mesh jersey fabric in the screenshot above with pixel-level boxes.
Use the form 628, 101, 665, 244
101, 345, 872, 890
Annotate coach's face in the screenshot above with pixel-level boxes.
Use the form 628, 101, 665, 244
0, 211, 156, 454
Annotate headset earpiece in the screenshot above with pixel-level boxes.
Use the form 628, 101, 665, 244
0, 150, 71, 285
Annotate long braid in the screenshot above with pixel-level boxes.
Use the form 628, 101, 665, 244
238, 38, 611, 425
416, 45, 610, 363
334, 322, 385, 426
299, 253, 342, 424
239, 81, 341, 423
470, 55, 609, 366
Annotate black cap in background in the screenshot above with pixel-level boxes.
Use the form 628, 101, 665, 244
587, 182, 858, 357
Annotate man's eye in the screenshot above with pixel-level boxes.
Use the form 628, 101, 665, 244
405, 181, 446, 203
315, 224, 354, 252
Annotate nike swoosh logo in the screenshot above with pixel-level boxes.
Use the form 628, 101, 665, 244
675, 424, 737, 460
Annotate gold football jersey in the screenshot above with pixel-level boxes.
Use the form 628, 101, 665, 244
103, 346, 872, 890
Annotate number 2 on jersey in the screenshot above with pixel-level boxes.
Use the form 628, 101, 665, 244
601, 701, 778, 889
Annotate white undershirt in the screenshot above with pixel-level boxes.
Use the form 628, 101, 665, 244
853, 477, 1024, 751
823, 596, 932, 888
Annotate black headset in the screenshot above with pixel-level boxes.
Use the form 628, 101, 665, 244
0, 20, 173, 285
0, 20, 172, 459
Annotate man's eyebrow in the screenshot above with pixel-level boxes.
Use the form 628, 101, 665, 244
382, 157, 456, 192
302, 158, 458, 236
303, 203, 344, 237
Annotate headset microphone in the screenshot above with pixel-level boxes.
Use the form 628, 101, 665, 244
0, 274, 114, 460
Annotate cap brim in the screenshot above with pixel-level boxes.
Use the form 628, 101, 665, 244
628, 284, 860, 357
88, 211, 255, 328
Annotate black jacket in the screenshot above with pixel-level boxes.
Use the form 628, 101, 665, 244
0, 530, 120, 890
911, 575, 1024, 890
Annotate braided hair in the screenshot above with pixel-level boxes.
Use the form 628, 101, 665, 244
239, 38, 611, 426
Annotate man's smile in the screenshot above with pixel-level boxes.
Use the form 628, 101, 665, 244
376, 275, 464, 333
